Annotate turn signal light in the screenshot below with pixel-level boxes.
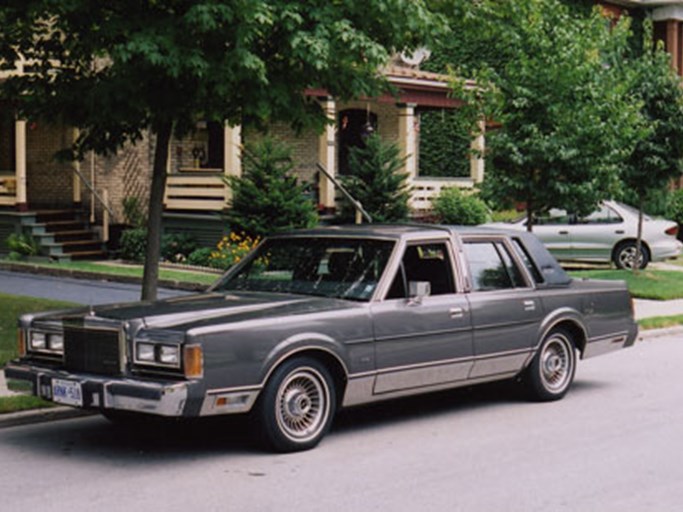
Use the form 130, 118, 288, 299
17, 329, 26, 357
183, 345, 204, 379
665, 226, 678, 237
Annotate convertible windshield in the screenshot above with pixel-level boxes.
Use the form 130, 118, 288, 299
214, 237, 395, 301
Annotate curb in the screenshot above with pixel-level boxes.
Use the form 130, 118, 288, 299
0, 261, 207, 292
638, 325, 683, 341
0, 406, 95, 429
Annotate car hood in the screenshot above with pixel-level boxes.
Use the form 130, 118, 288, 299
40, 291, 361, 332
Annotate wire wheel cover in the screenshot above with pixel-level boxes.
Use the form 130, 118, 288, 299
540, 335, 573, 392
275, 367, 330, 442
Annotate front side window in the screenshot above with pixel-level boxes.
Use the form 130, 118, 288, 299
463, 241, 526, 291
386, 242, 456, 299
580, 204, 623, 225
214, 237, 395, 301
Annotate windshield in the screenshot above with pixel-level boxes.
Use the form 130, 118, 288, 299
214, 237, 395, 301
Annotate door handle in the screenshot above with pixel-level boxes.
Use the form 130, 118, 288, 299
449, 307, 465, 319
558, 230, 569, 235
523, 300, 536, 312
615, 230, 625, 234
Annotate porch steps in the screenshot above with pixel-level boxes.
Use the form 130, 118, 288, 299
21, 209, 107, 261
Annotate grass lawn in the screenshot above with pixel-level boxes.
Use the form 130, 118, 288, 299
0, 395, 54, 414
568, 269, 683, 300
0, 293, 78, 367
638, 315, 683, 330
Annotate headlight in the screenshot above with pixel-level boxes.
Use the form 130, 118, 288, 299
30, 332, 47, 350
48, 334, 64, 351
159, 345, 180, 365
136, 342, 156, 362
28, 331, 64, 355
134, 341, 181, 368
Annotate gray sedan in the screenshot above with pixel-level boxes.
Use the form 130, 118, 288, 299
6, 225, 637, 452
485, 200, 682, 269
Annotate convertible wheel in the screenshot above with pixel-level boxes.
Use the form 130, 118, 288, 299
257, 357, 336, 452
613, 242, 649, 270
525, 328, 576, 402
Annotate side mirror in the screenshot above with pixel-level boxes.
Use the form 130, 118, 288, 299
408, 281, 431, 304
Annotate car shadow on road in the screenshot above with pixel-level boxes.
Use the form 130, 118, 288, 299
2, 377, 613, 461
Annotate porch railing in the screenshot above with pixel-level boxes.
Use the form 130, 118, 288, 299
409, 177, 475, 213
164, 172, 228, 211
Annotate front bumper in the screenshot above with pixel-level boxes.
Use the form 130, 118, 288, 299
5, 363, 199, 417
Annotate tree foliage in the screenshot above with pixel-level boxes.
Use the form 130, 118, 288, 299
340, 134, 410, 223
0, 0, 441, 299
225, 137, 318, 238
619, 29, 683, 271
436, 0, 645, 229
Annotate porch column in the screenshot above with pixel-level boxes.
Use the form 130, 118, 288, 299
15, 119, 27, 210
318, 97, 336, 211
397, 103, 418, 180
470, 119, 485, 184
72, 128, 82, 206
223, 123, 242, 203
667, 20, 680, 74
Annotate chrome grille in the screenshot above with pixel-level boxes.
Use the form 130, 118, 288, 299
63, 325, 121, 376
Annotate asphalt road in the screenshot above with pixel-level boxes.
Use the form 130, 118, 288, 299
0, 334, 681, 512
0, 270, 188, 304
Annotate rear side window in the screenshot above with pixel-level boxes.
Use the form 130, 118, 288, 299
463, 241, 526, 291
512, 238, 544, 284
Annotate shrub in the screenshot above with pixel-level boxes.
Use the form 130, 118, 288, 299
433, 187, 489, 225
119, 227, 147, 262
122, 196, 146, 228
6, 233, 39, 258
187, 247, 214, 268
208, 232, 260, 270
225, 137, 318, 237
161, 233, 198, 263
340, 134, 410, 223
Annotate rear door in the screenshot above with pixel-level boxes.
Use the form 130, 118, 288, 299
461, 236, 544, 379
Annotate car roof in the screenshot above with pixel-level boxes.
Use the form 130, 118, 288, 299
272, 223, 511, 241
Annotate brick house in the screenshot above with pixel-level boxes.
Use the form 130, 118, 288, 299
0, 57, 484, 257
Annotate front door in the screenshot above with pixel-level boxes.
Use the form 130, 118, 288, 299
370, 239, 473, 395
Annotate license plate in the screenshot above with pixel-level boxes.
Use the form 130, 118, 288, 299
52, 378, 83, 407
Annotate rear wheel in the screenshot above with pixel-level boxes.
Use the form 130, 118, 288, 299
613, 242, 649, 270
256, 357, 336, 452
524, 328, 576, 401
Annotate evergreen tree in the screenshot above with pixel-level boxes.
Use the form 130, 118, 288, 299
340, 134, 410, 223
226, 138, 318, 238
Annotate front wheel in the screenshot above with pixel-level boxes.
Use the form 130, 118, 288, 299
256, 357, 336, 452
524, 328, 577, 401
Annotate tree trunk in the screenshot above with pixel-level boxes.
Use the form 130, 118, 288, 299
526, 194, 534, 232
141, 121, 173, 301
634, 196, 644, 276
